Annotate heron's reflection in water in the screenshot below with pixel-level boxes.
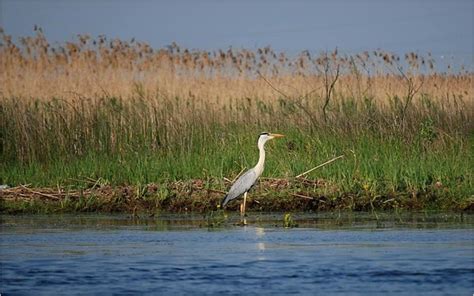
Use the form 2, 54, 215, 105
255, 227, 266, 260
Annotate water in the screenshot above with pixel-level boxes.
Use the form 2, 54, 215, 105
1, 213, 473, 295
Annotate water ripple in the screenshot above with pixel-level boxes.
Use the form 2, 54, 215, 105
1, 215, 473, 295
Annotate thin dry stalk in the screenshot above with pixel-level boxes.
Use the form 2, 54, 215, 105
295, 155, 345, 178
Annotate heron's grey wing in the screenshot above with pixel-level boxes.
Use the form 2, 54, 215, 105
221, 169, 257, 207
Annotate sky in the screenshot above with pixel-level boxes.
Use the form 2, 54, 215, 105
0, 0, 472, 64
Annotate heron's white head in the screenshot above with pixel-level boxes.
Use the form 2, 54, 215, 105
257, 132, 284, 149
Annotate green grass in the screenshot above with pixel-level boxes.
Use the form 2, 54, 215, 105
1, 95, 473, 212
1, 127, 472, 199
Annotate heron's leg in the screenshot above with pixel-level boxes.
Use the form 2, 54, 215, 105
239, 192, 248, 225
239, 192, 247, 216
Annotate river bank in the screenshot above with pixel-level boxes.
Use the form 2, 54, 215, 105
1, 177, 472, 214
1, 33, 472, 215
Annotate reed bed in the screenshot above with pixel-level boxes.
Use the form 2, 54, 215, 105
0, 28, 473, 212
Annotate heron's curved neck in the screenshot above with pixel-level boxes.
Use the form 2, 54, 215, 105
254, 141, 266, 176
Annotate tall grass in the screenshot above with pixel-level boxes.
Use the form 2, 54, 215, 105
0, 28, 473, 202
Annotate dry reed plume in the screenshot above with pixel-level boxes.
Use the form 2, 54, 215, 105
1, 28, 472, 102
0, 28, 473, 164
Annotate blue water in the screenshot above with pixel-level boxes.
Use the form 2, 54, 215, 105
1, 213, 473, 295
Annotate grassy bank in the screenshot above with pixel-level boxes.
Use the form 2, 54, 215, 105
1, 129, 473, 213
1, 29, 473, 213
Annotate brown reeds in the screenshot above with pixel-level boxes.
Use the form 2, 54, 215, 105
1, 28, 471, 103
0, 28, 473, 165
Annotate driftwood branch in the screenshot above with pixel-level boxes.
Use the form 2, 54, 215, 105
20, 185, 60, 200
292, 193, 314, 200
295, 155, 344, 178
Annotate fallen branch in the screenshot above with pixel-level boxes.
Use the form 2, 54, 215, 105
1, 184, 32, 191
20, 185, 61, 200
292, 193, 314, 200
296, 155, 344, 178
207, 188, 227, 195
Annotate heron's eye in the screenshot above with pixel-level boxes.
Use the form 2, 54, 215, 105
257, 132, 269, 142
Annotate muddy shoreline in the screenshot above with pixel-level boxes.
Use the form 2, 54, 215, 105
1, 178, 472, 214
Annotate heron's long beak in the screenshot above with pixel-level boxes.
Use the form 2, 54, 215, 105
270, 133, 285, 138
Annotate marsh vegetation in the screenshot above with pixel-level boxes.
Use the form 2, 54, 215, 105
0, 28, 472, 213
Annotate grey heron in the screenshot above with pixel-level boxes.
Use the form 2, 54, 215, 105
220, 132, 284, 215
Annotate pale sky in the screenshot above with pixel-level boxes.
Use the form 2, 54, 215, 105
1, 0, 472, 63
